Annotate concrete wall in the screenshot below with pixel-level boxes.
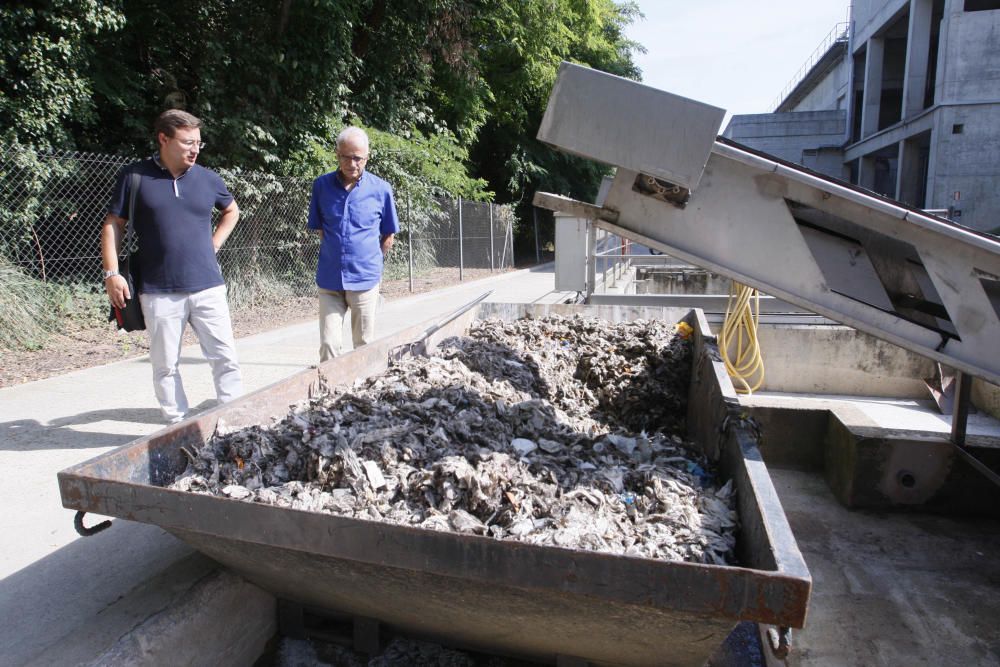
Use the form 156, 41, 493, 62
929, 104, 1000, 230
801, 146, 850, 178
634, 268, 732, 295
926, 5, 1000, 230
723, 110, 847, 166
852, 0, 912, 49
755, 324, 936, 397
765, 0, 1000, 231
935, 2, 1000, 101
973, 377, 1000, 420
793, 58, 851, 111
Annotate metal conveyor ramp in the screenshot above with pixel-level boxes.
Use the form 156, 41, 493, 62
534, 62, 1000, 386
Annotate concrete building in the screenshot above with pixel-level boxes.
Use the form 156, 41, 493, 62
724, 0, 1000, 233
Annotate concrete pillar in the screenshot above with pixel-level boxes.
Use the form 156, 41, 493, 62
896, 138, 925, 207
925, 122, 941, 209
859, 155, 878, 191
931, 2, 956, 104
554, 214, 588, 292
861, 38, 885, 138
902, 0, 934, 117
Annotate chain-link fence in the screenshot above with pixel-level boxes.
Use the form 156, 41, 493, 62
399, 196, 516, 287
0, 144, 515, 312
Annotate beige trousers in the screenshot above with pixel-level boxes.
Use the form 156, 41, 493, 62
140, 285, 243, 423
318, 285, 380, 362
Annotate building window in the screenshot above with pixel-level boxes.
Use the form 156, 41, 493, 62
953, 124, 965, 134
965, 0, 1000, 11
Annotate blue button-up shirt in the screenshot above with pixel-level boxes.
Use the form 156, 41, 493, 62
307, 170, 400, 291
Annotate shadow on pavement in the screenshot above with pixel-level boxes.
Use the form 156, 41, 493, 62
0, 520, 209, 666
0, 400, 217, 452
525, 262, 554, 273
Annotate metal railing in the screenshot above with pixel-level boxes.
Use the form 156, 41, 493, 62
585, 227, 737, 299
771, 21, 851, 112
588, 227, 635, 297
0, 144, 515, 310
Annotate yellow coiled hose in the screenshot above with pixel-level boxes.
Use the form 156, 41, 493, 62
719, 281, 764, 394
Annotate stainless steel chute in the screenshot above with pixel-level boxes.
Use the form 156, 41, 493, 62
535, 62, 1000, 387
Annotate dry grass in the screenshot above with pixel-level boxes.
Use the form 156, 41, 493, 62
0, 267, 513, 388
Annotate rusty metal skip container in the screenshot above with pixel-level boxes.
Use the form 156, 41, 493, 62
59, 303, 810, 667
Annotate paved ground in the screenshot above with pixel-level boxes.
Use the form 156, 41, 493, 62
771, 468, 1000, 667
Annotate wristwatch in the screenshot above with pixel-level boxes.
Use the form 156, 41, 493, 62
103, 269, 120, 280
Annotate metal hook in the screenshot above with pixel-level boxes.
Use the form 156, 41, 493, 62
767, 626, 792, 659
74, 511, 112, 537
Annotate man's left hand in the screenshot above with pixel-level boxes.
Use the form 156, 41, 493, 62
381, 234, 395, 255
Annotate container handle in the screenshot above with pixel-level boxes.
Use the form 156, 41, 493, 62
767, 626, 792, 659
74, 511, 112, 537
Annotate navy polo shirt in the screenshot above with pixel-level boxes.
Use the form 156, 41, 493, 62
108, 156, 234, 293
307, 169, 399, 291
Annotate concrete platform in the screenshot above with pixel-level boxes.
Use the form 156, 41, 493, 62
769, 467, 1000, 667
742, 392, 1000, 442
741, 390, 1000, 517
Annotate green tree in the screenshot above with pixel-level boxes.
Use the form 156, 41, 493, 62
0, 1, 125, 148
79, 0, 356, 167
3, 0, 643, 231
468, 0, 644, 255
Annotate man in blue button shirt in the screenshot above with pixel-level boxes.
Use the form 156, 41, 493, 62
101, 110, 243, 423
308, 127, 399, 361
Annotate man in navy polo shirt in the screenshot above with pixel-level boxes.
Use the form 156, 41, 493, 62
101, 109, 244, 423
308, 126, 399, 361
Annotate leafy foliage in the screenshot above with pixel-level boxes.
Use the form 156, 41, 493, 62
465, 0, 645, 251
2, 0, 641, 194
0, 2, 125, 149
289, 121, 490, 211
2, 0, 644, 261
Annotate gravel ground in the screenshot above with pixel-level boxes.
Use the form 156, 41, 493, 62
0, 267, 510, 388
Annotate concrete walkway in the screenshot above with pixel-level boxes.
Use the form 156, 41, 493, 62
0, 264, 572, 666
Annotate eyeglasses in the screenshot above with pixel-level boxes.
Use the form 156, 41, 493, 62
338, 154, 368, 164
176, 138, 206, 150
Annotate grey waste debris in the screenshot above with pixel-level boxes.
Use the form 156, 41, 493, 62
171, 315, 738, 565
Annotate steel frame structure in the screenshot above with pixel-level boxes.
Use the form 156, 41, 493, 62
535, 63, 1000, 386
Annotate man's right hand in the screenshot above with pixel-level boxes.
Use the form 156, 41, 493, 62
105, 274, 131, 309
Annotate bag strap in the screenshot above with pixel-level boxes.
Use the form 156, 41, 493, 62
128, 170, 140, 223
121, 170, 141, 259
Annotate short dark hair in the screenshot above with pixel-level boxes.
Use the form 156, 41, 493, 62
154, 109, 203, 139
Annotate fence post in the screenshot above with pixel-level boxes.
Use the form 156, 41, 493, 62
533, 206, 541, 264
587, 223, 596, 302
508, 213, 515, 268
489, 203, 495, 272
458, 196, 464, 282
407, 195, 413, 293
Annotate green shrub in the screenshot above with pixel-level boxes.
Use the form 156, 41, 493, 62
0, 257, 104, 350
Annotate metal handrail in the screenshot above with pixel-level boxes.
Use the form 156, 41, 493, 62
590, 228, 636, 294
771, 21, 851, 112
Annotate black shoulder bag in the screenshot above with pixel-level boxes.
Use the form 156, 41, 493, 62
109, 171, 145, 331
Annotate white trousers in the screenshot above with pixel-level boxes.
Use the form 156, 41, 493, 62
139, 285, 243, 423
318, 285, 379, 362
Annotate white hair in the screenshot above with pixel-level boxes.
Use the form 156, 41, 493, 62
336, 126, 369, 151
